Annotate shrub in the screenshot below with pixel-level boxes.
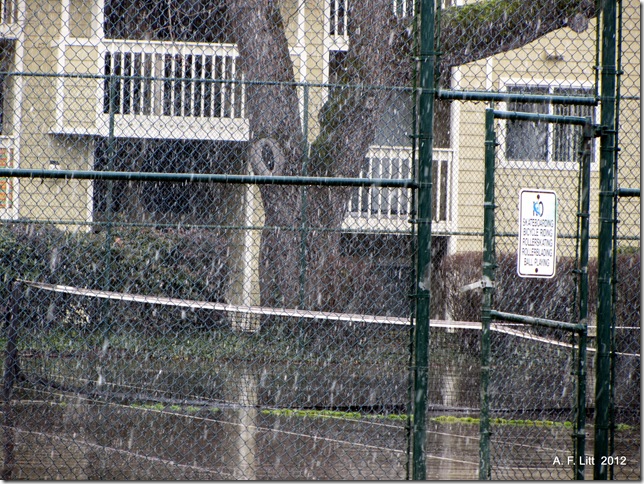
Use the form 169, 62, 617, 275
434, 250, 639, 326
0, 223, 233, 334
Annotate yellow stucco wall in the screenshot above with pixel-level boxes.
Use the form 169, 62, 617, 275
451, 2, 639, 256
18, 0, 93, 225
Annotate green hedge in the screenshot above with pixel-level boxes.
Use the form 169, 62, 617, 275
0, 223, 233, 333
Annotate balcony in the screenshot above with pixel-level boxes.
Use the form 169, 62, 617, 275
55, 39, 249, 141
343, 146, 454, 233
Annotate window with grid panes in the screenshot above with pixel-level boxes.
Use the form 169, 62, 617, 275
503, 84, 595, 169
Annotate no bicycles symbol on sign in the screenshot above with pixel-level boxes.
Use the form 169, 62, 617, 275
517, 189, 558, 278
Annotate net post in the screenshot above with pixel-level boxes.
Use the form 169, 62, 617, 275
2, 279, 22, 480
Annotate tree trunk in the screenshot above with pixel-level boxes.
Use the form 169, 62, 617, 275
303, 0, 412, 310
225, 0, 598, 311
226, 1, 306, 308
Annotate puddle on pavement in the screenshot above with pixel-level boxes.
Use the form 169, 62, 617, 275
3, 344, 640, 479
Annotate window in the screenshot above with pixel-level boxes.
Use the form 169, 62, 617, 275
502, 83, 595, 169
328, 50, 413, 146
505, 86, 549, 162
104, 0, 231, 43
552, 87, 595, 163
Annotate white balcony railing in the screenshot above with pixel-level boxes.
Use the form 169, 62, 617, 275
103, 40, 245, 120
392, 0, 415, 18
329, 0, 348, 36
343, 146, 454, 232
55, 40, 249, 141
57, 39, 249, 140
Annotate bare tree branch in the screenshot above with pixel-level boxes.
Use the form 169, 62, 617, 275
226, 0, 305, 307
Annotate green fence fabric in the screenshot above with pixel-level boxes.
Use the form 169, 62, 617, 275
0, 0, 639, 479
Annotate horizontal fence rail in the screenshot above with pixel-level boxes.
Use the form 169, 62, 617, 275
0, 168, 416, 188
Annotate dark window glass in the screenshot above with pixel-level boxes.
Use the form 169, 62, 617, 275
506, 85, 549, 162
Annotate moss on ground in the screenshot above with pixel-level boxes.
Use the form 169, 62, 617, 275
260, 409, 636, 432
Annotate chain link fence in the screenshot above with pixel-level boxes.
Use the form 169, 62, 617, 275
431, 0, 640, 479
486, 113, 590, 480
610, 0, 641, 478
0, 0, 639, 480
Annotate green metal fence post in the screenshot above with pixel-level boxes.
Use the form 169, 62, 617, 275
594, 0, 619, 478
479, 108, 496, 480
573, 121, 593, 480
411, 0, 436, 478
609, 3, 625, 473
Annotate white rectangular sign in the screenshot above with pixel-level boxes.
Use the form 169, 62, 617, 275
517, 189, 557, 278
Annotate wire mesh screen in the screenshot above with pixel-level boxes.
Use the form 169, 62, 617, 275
489, 125, 584, 478
483, 104, 640, 478
432, 0, 640, 478
0, 0, 640, 480
2, 0, 419, 479
610, 0, 641, 479
488, 330, 577, 480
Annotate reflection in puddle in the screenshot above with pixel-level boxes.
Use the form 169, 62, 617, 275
234, 368, 258, 480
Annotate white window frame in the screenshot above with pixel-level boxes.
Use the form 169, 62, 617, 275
498, 79, 598, 171
0, 146, 15, 220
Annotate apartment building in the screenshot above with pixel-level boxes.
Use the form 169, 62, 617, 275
0, 0, 638, 257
